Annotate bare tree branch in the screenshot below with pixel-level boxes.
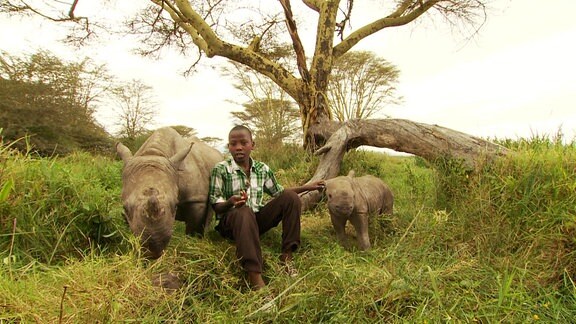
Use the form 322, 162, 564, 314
335, 0, 353, 40
333, 0, 442, 58
279, 0, 310, 83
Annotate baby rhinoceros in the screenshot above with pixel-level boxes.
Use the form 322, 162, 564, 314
324, 170, 394, 251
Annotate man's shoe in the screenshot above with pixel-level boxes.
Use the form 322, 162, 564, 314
279, 253, 298, 277
283, 261, 299, 277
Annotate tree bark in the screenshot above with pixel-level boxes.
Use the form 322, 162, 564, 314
299, 118, 508, 211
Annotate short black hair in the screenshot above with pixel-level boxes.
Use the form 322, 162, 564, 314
229, 125, 253, 140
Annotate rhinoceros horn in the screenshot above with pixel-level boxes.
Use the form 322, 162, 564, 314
116, 142, 133, 163
169, 142, 195, 166
146, 195, 160, 218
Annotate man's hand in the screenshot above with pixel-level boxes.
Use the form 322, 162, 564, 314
229, 190, 248, 208
310, 180, 325, 191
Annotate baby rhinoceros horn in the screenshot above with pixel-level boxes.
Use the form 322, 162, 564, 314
146, 196, 159, 218
144, 188, 161, 219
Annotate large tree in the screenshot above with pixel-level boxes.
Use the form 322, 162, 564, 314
2, 0, 507, 207
137, 0, 505, 208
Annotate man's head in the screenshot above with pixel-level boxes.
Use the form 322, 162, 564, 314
228, 125, 254, 165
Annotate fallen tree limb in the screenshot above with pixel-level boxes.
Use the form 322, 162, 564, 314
300, 118, 508, 211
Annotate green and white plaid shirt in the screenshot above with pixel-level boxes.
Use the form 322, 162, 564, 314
209, 157, 284, 217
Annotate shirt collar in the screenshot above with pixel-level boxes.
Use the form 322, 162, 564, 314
229, 157, 254, 173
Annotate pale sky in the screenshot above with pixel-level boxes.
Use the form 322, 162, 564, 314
1, 0, 575, 145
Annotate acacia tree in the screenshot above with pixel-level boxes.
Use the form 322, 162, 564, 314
135, 1, 503, 154
170, 125, 197, 138
229, 50, 396, 145
227, 62, 301, 147
328, 51, 401, 121
141, 0, 506, 211
169, 124, 222, 147
110, 79, 157, 140
2, 0, 506, 208
232, 99, 301, 149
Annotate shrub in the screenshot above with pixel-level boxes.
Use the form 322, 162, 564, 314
433, 134, 576, 288
0, 146, 129, 265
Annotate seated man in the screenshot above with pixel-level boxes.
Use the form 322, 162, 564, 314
208, 125, 324, 290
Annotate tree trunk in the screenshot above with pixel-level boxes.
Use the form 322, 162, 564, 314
299, 118, 508, 211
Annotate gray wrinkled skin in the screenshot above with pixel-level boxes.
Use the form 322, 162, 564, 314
116, 127, 223, 259
324, 170, 394, 251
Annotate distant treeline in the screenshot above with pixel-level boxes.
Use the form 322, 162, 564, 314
0, 50, 116, 156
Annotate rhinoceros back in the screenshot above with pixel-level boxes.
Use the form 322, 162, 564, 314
135, 127, 183, 158
177, 135, 223, 203
355, 175, 394, 215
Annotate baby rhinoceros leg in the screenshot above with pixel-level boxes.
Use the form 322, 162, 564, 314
330, 213, 348, 248
349, 212, 371, 251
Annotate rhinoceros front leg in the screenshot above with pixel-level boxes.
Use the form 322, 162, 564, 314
349, 213, 371, 251
176, 202, 211, 236
330, 213, 349, 248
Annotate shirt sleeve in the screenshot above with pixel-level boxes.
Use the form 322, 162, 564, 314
208, 165, 226, 205
263, 167, 284, 197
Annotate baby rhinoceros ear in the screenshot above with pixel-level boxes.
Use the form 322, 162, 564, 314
116, 142, 134, 163
347, 170, 355, 178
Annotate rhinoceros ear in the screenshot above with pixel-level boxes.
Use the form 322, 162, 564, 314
116, 142, 133, 163
347, 170, 356, 178
169, 142, 194, 166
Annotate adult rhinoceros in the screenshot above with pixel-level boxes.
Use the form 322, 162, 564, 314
116, 127, 223, 259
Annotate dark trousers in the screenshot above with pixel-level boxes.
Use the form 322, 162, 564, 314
217, 190, 302, 273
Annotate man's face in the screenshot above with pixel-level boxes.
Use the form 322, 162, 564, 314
228, 129, 254, 164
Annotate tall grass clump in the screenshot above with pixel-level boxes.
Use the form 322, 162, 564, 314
0, 140, 129, 266
432, 133, 576, 292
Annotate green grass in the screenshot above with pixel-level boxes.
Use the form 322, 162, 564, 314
1, 135, 575, 322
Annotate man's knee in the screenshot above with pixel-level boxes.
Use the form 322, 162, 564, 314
282, 190, 302, 209
230, 206, 257, 225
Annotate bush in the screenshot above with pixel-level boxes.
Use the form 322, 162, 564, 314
433, 134, 576, 288
0, 146, 129, 265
